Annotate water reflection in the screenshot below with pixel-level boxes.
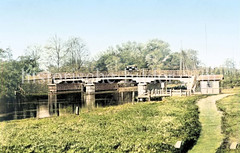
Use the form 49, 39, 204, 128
0, 91, 136, 122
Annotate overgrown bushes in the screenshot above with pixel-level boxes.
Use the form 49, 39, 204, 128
21, 82, 48, 96
0, 96, 203, 152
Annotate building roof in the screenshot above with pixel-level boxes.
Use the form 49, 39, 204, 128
197, 75, 224, 81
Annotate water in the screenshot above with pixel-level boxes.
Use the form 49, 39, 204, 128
0, 91, 136, 122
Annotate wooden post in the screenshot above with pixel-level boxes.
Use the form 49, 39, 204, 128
132, 91, 135, 103
121, 92, 124, 103
75, 106, 79, 115
180, 89, 182, 97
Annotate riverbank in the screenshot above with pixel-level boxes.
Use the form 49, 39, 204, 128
0, 96, 203, 152
216, 93, 240, 152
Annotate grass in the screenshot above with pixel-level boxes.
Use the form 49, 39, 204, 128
189, 94, 229, 153
222, 87, 240, 94
216, 93, 240, 152
0, 96, 203, 153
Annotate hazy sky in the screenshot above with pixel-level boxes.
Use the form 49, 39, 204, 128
0, 0, 239, 67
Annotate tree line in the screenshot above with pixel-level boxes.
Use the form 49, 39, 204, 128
0, 36, 239, 99
24, 36, 200, 72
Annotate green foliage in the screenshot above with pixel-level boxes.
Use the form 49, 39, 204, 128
216, 94, 240, 152
222, 74, 240, 88
0, 60, 21, 99
94, 39, 201, 72
0, 48, 12, 60
160, 52, 180, 70
21, 82, 48, 95
179, 49, 199, 70
144, 39, 171, 69
0, 96, 203, 152
18, 55, 41, 75
95, 42, 147, 71
94, 52, 109, 71
0, 48, 41, 99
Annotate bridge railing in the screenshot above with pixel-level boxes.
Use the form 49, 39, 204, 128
26, 69, 201, 81
93, 69, 200, 77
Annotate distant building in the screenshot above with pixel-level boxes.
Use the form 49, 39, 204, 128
197, 75, 224, 94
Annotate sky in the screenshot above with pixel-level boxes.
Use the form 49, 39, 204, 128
0, 0, 239, 68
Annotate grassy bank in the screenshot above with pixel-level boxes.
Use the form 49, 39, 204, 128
216, 93, 240, 152
0, 96, 203, 152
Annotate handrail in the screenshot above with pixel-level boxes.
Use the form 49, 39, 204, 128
27, 70, 201, 80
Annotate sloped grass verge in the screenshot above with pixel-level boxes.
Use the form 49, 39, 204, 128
216, 94, 240, 152
0, 96, 203, 152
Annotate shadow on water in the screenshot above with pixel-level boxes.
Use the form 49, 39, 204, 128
0, 91, 135, 122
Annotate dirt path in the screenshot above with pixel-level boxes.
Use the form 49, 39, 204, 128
189, 94, 230, 153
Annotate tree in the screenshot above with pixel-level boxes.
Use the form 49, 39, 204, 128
224, 58, 235, 71
94, 52, 109, 71
0, 48, 41, 99
65, 37, 88, 72
144, 39, 171, 69
18, 55, 41, 75
179, 49, 200, 71
0, 47, 12, 61
94, 42, 146, 71
161, 52, 181, 70
116, 41, 146, 69
222, 58, 238, 88
93, 39, 201, 72
25, 45, 42, 70
45, 35, 67, 72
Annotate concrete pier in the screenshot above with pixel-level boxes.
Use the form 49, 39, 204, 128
85, 94, 95, 111
85, 83, 96, 110
85, 83, 95, 95
138, 82, 147, 96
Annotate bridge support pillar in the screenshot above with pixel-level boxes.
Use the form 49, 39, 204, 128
84, 94, 95, 111
48, 93, 59, 116
138, 82, 147, 96
85, 83, 95, 95
85, 83, 95, 110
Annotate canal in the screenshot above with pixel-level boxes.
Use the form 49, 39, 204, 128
0, 91, 136, 122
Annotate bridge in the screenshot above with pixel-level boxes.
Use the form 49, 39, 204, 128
28, 70, 200, 101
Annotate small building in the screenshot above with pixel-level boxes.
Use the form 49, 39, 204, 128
197, 75, 224, 94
